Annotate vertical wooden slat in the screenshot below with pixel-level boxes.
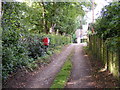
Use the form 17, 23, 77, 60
106, 45, 109, 71
0, 0, 2, 89
89, 35, 119, 80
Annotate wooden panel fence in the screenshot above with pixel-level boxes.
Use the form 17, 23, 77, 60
89, 35, 119, 79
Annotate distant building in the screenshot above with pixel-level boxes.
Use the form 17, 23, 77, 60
75, 28, 88, 43
75, 29, 82, 44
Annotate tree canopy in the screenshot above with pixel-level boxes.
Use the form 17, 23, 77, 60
93, 2, 120, 40
2, 1, 91, 35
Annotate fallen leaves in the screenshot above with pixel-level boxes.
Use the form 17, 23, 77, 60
89, 59, 119, 88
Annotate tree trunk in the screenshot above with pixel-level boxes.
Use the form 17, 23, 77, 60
39, 2, 48, 34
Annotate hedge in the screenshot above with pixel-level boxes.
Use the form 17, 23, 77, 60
2, 33, 71, 82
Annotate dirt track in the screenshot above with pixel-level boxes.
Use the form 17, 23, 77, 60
4, 43, 119, 88
4, 44, 74, 88
25, 44, 74, 88
23, 43, 95, 88
65, 43, 95, 88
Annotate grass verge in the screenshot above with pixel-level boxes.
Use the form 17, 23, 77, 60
50, 51, 73, 88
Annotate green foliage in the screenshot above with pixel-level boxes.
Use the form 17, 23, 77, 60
93, 2, 120, 40
25, 34, 45, 59
105, 37, 120, 52
2, 32, 71, 81
2, 2, 32, 80
47, 34, 71, 46
89, 1, 120, 52
2, 1, 91, 83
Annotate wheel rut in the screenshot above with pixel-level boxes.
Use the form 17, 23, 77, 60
65, 43, 95, 88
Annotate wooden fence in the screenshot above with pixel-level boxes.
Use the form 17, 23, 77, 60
89, 35, 119, 79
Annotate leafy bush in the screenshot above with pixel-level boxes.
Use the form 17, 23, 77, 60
88, 1, 120, 52
93, 1, 120, 40
105, 37, 120, 52
25, 35, 45, 59
2, 2, 71, 83
2, 33, 71, 81
2, 2, 32, 81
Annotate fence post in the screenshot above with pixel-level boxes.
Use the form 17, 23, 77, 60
101, 39, 105, 61
118, 48, 120, 85
89, 35, 91, 50
94, 35, 96, 59
97, 36, 99, 60
99, 38, 101, 60
106, 45, 109, 71
96, 36, 98, 60
97, 37, 100, 60
88, 35, 90, 48
90, 35, 92, 51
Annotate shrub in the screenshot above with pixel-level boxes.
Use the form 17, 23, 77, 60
2, 33, 71, 82
2, 2, 72, 83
